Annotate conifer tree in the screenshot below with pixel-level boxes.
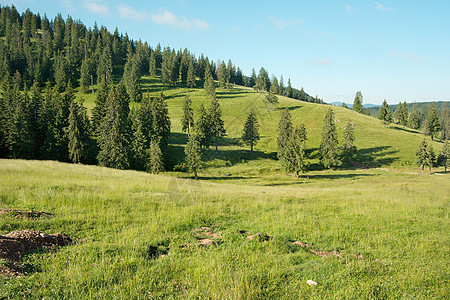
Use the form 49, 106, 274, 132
97, 46, 112, 83
255, 67, 270, 91
286, 78, 293, 98
249, 68, 256, 88
209, 94, 226, 152
341, 122, 357, 164
437, 140, 449, 172
416, 140, 435, 174
181, 94, 194, 136
149, 51, 157, 77
147, 139, 164, 174
195, 103, 211, 149
91, 78, 109, 134
264, 92, 278, 112
401, 101, 409, 126
270, 76, 279, 95
151, 92, 171, 152
291, 124, 308, 179
9, 89, 33, 158
426, 104, 440, 141
185, 134, 202, 179
80, 56, 90, 93
408, 103, 420, 129
130, 109, 147, 170
279, 75, 285, 95
187, 59, 196, 88
320, 108, 341, 168
241, 107, 260, 152
277, 108, 293, 165
68, 100, 90, 163
378, 100, 392, 125
353, 91, 364, 114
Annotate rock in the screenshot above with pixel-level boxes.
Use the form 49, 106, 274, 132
307, 280, 318, 286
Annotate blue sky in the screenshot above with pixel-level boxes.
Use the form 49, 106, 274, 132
2, 0, 449, 105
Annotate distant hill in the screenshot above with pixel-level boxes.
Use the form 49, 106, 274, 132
330, 102, 380, 109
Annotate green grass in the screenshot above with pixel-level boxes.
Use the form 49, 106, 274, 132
0, 159, 448, 298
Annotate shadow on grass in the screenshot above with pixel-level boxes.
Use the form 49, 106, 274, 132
354, 146, 399, 167
202, 148, 278, 165
389, 125, 421, 135
276, 105, 303, 111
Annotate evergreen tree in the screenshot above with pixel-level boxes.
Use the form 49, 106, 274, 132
401, 101, 409, 126
9, 89, 33, 158
209, 94, 226, 152
187, 59, 196, 88
68, 100, 90, 163
241, 107, 260, 152
342, 102, 348, 109
378, 100, 392, 125
195, 103, 211, 149
341, 122, 357, 164
437, 140, 449, 172
408, 103, 420, 129
185, 134, 202, 179
80, 56, 91, 93
264, 92, 278, 112
426, 104, 440, 141
150, 92, 171, 156
149, 50, 157, 77
286, 78, 293, 98
91, 78, 109, 134
320, 108, 341, 168
353, 91, 364, 113
97, 46, 112, 83
204, 73, 215, 96
416, 140, 435, 174
279, 75, 285, 96
218, 61, 228, 88
291, 124, 308, 179
147, 139, 164, 174
179, 50, 189, 84
277, 108, 293, 166
270, 76, 279, 95
97, 88, 129, 169
248, 68, 256, 88
255, 67, 270, 91
181, 94, 194, 136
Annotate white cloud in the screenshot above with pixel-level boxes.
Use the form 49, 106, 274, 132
84, 0, 109, 16
314, 59, 331, 65
150, 10, 210, 30
117, 4, 148, 21
389, 51, 419, 61
375, 1, 393, 11
344, 4, 355, 13
269, 15, 304, 30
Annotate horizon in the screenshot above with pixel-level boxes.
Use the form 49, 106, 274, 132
1, 0, 449, 105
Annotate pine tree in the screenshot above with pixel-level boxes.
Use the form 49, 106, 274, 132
185, 134, 202, 179
426, 104, 440, 141
341, 122, 357, 164
320, 108, 341, 168
209, 94, 226, 152
437, 140, 449, 172
149, 51, 157, 77
277, 108, 293, 166
241, 107, 260, 152
150, 92, 171, 152
291, 124, 308, 179
270, 76, 279, 95
130, 109, 148, 170
97, 88, 129, 169
9, 89, 33, 158
408, 103, 420, 129
279, 75, 285, 95
286, 78, 293, 98
147, 139, 164, 174
255, 67, 269, 91
195, 103, 211, 149
264, 92, 278, 112
401, 101, 409, 126
80, 56, 91, 93
97, 46, 112, 83
91, 78, 109, 135
187, 59, 196, 88
378, 100, 392, 125
68, 100, 90, 163
181, 94, 194, 136
248, 68, 256, 88
416, 140, 435, 174
353, 91, 364, 114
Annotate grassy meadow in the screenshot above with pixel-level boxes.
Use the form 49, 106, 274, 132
0, 159, 448, 298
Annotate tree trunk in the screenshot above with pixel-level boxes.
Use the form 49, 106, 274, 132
422, 165, 424, 175
270, 103, 273, 112
296, 171, 299, 179
194, 170, 197, 180
250, 143, 253, 152
215, 138, 218, 152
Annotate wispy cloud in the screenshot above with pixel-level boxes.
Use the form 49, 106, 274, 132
389, 51, 419, 61
150, 10, 210, 30
314, 59, 331, 65
117, 4, 148, 21
344, 4, 355, 13
375, 1, 393, 11
269, 15, 304, 30
84, 0, 109, 16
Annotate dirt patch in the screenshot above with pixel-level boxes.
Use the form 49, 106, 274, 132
183, 227, 222, 248
0, 230, 71, 276
247, 232, 272, 242
0, 209, 53, 220
292, 240, 341, 258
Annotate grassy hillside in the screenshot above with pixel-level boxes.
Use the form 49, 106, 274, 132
0, 159, 448, 298
76, 74, 445, 182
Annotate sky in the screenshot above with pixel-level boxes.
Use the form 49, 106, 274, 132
1, 0, 449, 105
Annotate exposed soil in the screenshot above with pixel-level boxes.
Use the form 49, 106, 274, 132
0, 230, 71, 276
292, 240, 341, 258
183, 227, 222, 248
0, 209, 53, 220
247, 232, 272, 242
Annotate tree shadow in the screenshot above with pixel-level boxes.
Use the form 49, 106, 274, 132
195, 175, 254, 181
276, 105, 303, 111
201, 148, 278, 165
389, 125, 421, 135
354, 146, 399, 167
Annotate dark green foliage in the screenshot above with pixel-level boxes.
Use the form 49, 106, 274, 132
378, 100, 392, 125
147, 139, 164, 174
130, 109, 147, 170
149, 51, 157, 77
80, 56, 91, 93
218, 61, 228, 88
320, 108, 341, 168
394, 102, 408, 126
416, 140, 435, 174
187, 59, 196, 88
270, 77, 279, 95
68, 100, 90, 163
97, 46, 113, 83
185, 134, 202, 179
353, 91, 364, 114
426, 104, 440, 141
255, 67, 270, 92
204, 72, 215, 96
9, 88, 33, 158
277, 108, 293, 166
150, 92, 171, 151
209, 95, 226, 151
286, 78, 293, 98
181, 94, 194, 136
91, 78, 110, 134
241, 107, 260, 152
264, 92, 278, 112
341, 122, 357, 164
437, 140, 449, 172
124, 52, 142, 102
290, 124, 308, 178
195, 103, 212, 149
408, 103, 420, 129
